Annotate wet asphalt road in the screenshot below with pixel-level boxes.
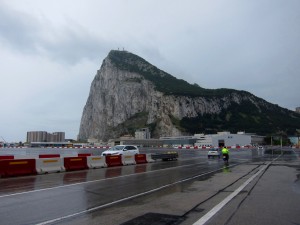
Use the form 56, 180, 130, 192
0, 148, 299, 225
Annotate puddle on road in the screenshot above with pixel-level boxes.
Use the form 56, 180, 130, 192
293, 169, 300, 194
120, 212, 184, 225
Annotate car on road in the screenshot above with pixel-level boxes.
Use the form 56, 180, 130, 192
207, 148, 221, 159
101, 145, 139, 156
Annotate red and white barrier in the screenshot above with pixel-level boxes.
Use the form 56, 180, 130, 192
106, 155, 123, 167
0, 150, 184, 178
122, 155, 136, 165
135, 154, 147, 164
0, 155, 14, 160
78, 153, 91, 157
39, 154, 60, 158
36, 158, 65, 174
87, 156, 107, 168
14, 155, 37, 159
0, 159, 37, 177
146, 153, 155, 163
64, 157, 88, 171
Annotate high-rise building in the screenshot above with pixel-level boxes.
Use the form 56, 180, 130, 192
27, 131, 48, 142
296, 107, 300, 113
26, 131, 65, 143
51, 132, 65, 142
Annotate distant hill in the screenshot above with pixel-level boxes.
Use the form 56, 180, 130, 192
78, 50, 300, 141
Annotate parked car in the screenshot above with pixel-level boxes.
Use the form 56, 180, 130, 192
101, 145, 139, 156
207, 148, 221, 159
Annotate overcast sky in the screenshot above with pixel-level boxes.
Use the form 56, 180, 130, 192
1, 0, 299, 142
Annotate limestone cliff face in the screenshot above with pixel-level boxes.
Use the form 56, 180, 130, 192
78, 50, 299, 141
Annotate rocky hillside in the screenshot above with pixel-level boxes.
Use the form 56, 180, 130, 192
78, 50, 300, 141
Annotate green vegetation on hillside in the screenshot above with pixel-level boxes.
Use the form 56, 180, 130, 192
108, 50, 300, 136
179, 100, 300, 135
115, 111, 149, 136
108, 50, 241, 97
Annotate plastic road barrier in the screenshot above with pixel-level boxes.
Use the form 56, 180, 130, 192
78, 153, 91, 157
87, 156, 107, 168
0, 159, 37, 177
64, 157, 88, 171
146, 153, 155, 163
61, 153, 78, 158
39, 154, 60, 158
0, 155, 14, 160
106, 155, 123, 167
36, 158, 65, 174
122, 155, 136, 165
14, 155, 37, 159
135, 154, 147, 164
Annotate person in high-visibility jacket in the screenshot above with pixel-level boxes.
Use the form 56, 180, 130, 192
221, 146, 229, 162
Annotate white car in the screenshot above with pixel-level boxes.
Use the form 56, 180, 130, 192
207, 148, 221, 159
101, 145, 139, 156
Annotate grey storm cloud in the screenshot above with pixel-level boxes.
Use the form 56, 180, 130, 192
0, 0, 299, 142
0, 4, 110, 64
0, 5, 40, 53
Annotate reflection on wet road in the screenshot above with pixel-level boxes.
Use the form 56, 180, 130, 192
0, 148, 298, 225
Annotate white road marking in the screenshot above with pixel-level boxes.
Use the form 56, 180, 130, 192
0, 160, 209, 198
193, 163, 270, 225
35, 164, 237, 225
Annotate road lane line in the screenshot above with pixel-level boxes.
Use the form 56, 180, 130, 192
35, 164, 240, 225
193, 163, 270, 225
0, 160, 210, 198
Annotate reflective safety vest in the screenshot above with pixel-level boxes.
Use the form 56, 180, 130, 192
222, 148, 229, 154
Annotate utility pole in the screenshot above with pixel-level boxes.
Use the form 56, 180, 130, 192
271, 136, 273, 146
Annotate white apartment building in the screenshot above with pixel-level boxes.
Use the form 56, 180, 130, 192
135, 128, 151, 139
194, 131, 257, 147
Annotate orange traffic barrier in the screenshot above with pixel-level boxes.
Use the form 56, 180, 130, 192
64, 157, 88, 171
135, 154, 147, 164
0, 159, 37, 177
0, 155, 14, 160
39, 154, 60, 158
106, 155, 123, 167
